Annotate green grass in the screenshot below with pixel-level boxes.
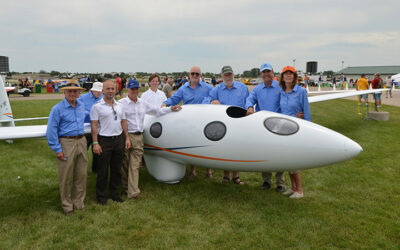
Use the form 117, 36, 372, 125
0, 99, 399, 249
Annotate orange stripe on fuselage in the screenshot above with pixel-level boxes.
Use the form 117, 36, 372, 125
144, 143, 266, 163
3, 113, 13, 116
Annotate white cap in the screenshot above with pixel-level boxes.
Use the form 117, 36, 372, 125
91, 82, 103, 92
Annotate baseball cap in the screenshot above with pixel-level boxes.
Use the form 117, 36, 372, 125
91, 81, 103, 92
221, 65, 233, 74
260, 62, 273, 72
127, 79, 140, 89
281, 66, 296, 74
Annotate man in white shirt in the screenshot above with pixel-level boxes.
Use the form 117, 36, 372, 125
119, 80, 181, 199
90, 80, 131, 205
140, 74, 167, 107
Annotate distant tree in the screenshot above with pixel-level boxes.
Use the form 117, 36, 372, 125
250, 68, 260, 77
50, 70, 60, 76
323, 70, 334, 77
243, 70, 251, 77
39, 69, 47, 74
104, 73, 112, 79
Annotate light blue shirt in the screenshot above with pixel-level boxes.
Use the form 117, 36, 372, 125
78, 91, 103, 123
205, 81, 249, 108
164, 81, 212, 106
280, 85, 311, 121
245, 80, 281, 112
46, 98, 86, 153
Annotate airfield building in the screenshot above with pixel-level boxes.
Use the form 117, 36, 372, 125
335, 66, 400, 81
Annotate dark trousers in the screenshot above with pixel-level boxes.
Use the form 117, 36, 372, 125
96, 134, 125, 202
85, 134, 98, 173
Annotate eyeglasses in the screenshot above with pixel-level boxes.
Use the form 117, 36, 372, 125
112, 106, 117, 120
190, 72, 200, 76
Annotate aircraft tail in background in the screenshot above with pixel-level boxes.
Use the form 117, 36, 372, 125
0, 75, 15, 128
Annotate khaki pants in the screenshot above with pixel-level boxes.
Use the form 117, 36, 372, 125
262, 171, 285, 187
121, 133, 143, 198
58, 137, 88, 213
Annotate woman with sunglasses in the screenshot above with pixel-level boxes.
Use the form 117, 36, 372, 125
279, 66, 311, 199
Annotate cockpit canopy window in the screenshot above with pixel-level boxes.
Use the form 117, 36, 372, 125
226, 106, 247, 118
150, 122, 162, 138
264, 117, 299, 136
204, 121, 226, 141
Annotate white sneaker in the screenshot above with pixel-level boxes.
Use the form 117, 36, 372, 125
289, 192, 304, 199
282, 189, 294, 196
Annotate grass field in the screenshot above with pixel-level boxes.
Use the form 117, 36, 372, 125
0, 99, 399, 249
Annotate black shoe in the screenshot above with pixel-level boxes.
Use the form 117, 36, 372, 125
112, 197, 124, 203
276, 185, 286, 192
261, 181, 271, 190
97, 199, 107, 205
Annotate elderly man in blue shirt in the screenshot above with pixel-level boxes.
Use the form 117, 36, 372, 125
164, 66, 213, 178
78, 82, 103, 173
46, 80, 88, 215
207, 65, 249, 185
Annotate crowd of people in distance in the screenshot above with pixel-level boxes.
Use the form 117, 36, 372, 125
49, 61, 379, 215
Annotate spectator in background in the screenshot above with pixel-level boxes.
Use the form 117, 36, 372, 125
386, 76, 392, 98
163, 78, 174, 98
356, 74, 369, 107
115, 74, 123, 97
211, 76, 217, 87
371, 73, 383, 108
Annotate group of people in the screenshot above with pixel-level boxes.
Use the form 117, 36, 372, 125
356, 73, 391, 107
46, 61, 311, 215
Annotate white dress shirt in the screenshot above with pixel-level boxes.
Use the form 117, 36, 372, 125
90, 98, 126, 136
140, 89, 167, 107
119, 96, 171, 133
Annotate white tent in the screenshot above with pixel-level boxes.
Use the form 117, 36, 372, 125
391, 73, 400, 83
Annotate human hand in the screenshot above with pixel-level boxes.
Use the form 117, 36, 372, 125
93, 144, 102, 155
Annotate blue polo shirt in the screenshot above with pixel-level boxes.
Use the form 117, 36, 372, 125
206, 81, 249, 108
46, 98, 86, 153
164, 81, 212, 106
78, 91, 103, 123
245, 80, 281, 112
280, 85, 311, 121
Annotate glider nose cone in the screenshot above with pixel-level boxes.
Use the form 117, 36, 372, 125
344, 138, 363, 159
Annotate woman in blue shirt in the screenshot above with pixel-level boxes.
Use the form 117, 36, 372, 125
279, 66, 311, 199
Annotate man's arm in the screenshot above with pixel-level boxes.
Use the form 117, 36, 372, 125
245, 87, 257, 114
121, 119, 131, 150
91, 120, 102, 155
164, 87, 183, 106
46, 107, 63, 160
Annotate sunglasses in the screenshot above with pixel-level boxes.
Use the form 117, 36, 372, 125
112, 106, 117, 120
190, 72, 200, 76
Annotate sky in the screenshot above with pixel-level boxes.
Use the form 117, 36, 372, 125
1, 0, 399, 74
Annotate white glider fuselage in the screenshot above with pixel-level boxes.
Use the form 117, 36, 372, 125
143, 105, 362, 183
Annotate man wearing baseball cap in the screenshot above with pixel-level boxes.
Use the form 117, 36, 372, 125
245, 62, 286, 192
78, 81, 104, 173
46, 79, 88, 215
119, 79, 181, 199
206, 65, 249, 185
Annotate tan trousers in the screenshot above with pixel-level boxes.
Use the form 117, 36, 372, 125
262, 171, 285, 186
58, 137, 88, 213
121, 133, 143, 198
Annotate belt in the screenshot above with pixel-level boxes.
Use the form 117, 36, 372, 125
60, 135, 84, 139
98, 133, 123, 139
130, 132, 142, 135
